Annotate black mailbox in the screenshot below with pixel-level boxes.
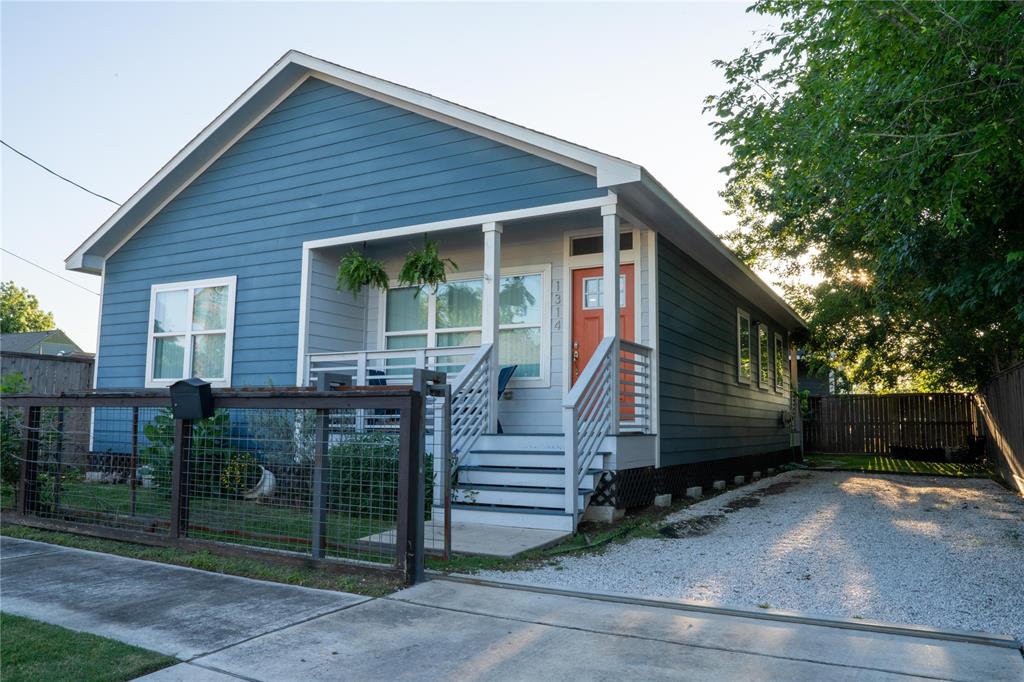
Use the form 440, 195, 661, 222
169, 377, 214, 420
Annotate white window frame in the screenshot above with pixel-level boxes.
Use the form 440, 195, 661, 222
737, 308, 752, 384
774, 332, 786, 393
758, 323, 771, 390
378, 264, 551, 387
145, 275, 237, 388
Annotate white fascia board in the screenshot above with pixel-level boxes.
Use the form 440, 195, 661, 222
65, 50, 642, 274
637, 169, 807, 331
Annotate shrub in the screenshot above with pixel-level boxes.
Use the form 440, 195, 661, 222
327, 433, 433, 518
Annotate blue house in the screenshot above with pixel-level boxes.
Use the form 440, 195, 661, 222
67, 51, 805, 532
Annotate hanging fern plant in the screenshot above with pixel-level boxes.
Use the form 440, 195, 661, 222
336, 249, 389, 298
398, 236, 457, 295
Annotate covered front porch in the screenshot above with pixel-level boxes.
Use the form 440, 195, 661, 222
295, 198, 658, 530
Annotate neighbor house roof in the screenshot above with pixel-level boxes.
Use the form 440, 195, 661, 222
64, 50, 805, 330
1, 329, 83, 355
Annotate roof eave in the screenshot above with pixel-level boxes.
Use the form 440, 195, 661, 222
617, 170, 807, 331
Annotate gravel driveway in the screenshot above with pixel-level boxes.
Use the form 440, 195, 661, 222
480, 470, 1024, 642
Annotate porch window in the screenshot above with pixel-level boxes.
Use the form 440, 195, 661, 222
758, 324, 771, 389
737, 309, 751, 384
146, 276, 236, 387
774, 332, 786, 392
382, 270, 546, 380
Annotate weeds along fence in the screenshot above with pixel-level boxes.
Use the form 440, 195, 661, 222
803, 393, 978, 456
1, 385, 443, 584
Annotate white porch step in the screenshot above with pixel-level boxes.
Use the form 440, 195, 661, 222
462, 449, 565, 468
448, 504, 576, 531
458, 465, 602, 489
473, 433, 565, 451
454, 483, 591, 509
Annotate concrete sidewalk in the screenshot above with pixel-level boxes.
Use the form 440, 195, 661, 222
2, 537, 1021, 681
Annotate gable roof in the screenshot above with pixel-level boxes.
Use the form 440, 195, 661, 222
65, 50, 804, 330
1, 329, 82, 354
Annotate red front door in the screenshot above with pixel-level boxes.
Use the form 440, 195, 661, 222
571, 264, 635, 385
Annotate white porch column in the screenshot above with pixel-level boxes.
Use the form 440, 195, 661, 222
482, 221, 503, 432
602, 204, 621, 434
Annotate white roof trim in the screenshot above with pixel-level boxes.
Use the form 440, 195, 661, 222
65, 50, 641, 273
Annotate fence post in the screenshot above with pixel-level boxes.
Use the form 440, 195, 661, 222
17, 405, 41, 515
169, 418, 192, 538
129, 407, 139, 517
396, 389, 424, 585
310, 408, 329, 560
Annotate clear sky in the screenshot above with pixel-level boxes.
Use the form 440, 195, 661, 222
1, 1, 774, 352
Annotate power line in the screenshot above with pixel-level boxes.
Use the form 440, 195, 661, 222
1, 248, 100, 296
1, 140, 122, 206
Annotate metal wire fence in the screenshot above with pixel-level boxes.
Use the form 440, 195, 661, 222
2, 387, 432, 582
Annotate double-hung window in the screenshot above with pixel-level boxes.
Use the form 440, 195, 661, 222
146, 276, 236, 387
383, 267, 547, 383
737, 309, 752, 384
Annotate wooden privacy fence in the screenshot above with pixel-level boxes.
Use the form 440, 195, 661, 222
1, 351, 93, 392
976, 363, 1024, 494
804, 393, 977, 455
2, 386, 433, 584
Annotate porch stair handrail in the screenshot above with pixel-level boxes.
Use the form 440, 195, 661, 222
618, 339, 653, 433
449, 343, 493, 464
561, 336, 616, 520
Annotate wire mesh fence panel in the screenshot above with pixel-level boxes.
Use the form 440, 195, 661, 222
4, 387, 431, 578
7, 405, 174, 534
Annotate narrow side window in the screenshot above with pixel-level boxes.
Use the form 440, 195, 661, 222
737, 309, 751, 384
758, 325, 770, 389
774, 333, 785, 392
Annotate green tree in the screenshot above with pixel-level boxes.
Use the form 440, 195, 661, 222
1, 281, 55, 334
707, 1, 1024, 391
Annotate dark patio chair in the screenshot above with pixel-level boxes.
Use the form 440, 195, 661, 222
496, 364, 517, 434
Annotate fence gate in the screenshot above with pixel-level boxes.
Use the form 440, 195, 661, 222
803, 393, 978, 455
2, 387, 434, 584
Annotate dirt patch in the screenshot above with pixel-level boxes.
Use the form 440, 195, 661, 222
658, 514, 726, 538
723, 496, 762, 512
759, 480, 801, 496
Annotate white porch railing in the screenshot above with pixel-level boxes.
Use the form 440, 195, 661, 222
619, 339, 653, 433
306, 344, 493, 463
306, 346, 480, 387
448, 344, 493, 462
561, 337, 653, 518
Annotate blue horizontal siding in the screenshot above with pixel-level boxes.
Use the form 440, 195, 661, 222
657, 235, 793, 466
97, 75, 603, 390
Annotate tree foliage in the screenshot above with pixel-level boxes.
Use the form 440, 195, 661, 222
0, 281, 55, 334
707, 1, 1024, 390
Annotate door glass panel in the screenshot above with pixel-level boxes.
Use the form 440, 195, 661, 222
582, 275, 626, 309
385, 334, 427, 350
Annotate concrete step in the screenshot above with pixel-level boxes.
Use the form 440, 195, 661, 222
454, 483, 591, 509
449, 503, 576, 531
458, 465, 602, 489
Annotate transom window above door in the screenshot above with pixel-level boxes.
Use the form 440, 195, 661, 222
146, 276, 236, 387
383, 269, 547, 381
581, 275, 627, 309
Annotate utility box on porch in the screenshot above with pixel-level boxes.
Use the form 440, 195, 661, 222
169, 377, 214, 420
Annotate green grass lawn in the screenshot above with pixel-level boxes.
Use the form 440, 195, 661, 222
0, 525, 402, 597
0, 612, 176, 682
804, 453, 992, 477
37, 482, 393, 559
